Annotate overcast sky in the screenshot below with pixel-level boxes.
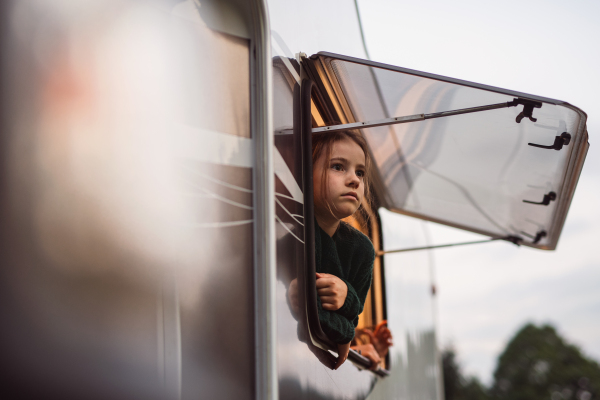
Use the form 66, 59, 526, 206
358, 0, 600, 385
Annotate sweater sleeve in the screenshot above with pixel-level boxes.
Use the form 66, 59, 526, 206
317, 296, 356, 344
314, 222, 355, 344
335, 231, 375, 323
336, 279, 361, 321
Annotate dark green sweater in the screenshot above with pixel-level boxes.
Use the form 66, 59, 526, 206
315, 221, 375, 344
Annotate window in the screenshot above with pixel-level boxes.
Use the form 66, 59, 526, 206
298, 51, 588, 374
305, 52, 588, 250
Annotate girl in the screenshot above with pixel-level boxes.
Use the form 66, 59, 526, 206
312, 130, 376, 369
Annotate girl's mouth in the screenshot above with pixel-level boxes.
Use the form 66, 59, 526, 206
342, 192, 358, 201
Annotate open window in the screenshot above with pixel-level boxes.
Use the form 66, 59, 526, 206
300, 52, 589, 373
304, 52, 589, 250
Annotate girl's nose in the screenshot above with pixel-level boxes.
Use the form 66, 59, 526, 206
348, 172, 360, 187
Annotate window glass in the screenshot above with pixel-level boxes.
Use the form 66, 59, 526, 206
310, 53, 589, 249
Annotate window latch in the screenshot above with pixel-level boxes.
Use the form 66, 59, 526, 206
508, 98, 542, 123
523, 191, 556, 206
528, 132, 571, 151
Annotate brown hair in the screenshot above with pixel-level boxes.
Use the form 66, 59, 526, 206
312, 130, 372, 220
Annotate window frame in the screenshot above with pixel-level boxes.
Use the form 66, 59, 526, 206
301, 78, 389, 376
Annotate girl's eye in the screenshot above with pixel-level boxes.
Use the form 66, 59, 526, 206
331, 163, 343, 171
356, 170, 365, 178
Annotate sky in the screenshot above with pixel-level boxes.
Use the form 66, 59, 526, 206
358, 0, 600, 385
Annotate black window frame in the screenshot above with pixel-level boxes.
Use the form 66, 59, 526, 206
301, 78, 389, 377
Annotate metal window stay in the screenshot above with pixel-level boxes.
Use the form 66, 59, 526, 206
376, 235, 523, 256
311, 98, 542, 134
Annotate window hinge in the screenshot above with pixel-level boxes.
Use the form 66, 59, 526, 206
520, 230, 547, 244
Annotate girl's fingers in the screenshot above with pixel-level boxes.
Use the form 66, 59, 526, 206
373, 320, 388, 335
317, 287, 335, 295
368, 357, 381, 371
376, 328, 390, 339
320, 296, 333, 303
315, 278, 334, 288
320, 298, 338, 309
360, 345, 381, 370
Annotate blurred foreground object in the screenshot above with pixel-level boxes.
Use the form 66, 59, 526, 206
0, 0, 256, 398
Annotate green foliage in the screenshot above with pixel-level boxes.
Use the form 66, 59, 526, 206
442, 347, 490, 400
490, 323, 600, 400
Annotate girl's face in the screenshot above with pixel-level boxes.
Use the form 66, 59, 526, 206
313, 137, 366, 222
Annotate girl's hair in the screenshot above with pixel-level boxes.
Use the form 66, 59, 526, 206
312, 130, 373, 219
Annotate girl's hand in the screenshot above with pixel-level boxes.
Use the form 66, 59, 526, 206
287, 278, 300, 315
351, 344, 382, 370
316, 273, 348, 311
364, 321, 393, 357
334, 342, 351, 370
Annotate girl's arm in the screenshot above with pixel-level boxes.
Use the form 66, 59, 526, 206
336, 278, 363, 321
316, 272, 348, 310
316, 241, 375, 322
317, 296, 356, 344
336, 248, 375, 323
317, 268, 373, 324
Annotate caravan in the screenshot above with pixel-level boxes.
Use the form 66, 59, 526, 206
0, 1, 588, 399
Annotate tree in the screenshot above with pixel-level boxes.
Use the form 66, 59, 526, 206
491, 323, 600, 400
442, 347, 490, 400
